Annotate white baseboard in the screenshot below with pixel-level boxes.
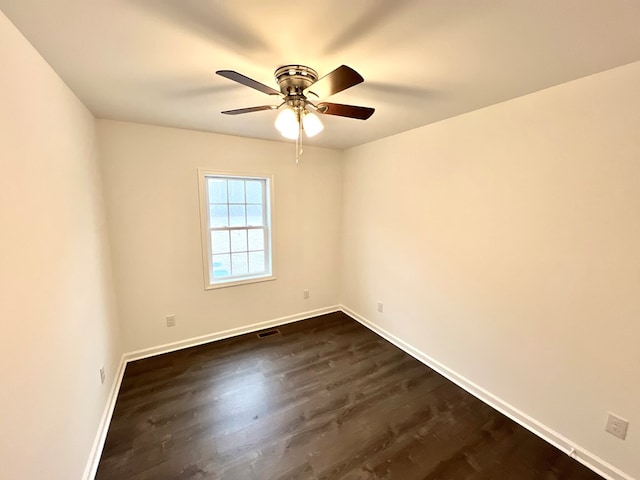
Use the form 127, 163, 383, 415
82, 354, 127, 480
339, 305, 634, 480
124, 305, 341, 363
82, 305, 340, 479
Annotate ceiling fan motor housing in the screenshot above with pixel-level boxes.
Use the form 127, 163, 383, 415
274, 65, 318, 96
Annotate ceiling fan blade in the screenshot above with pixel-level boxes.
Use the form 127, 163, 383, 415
317, 102, 375, 120
216, 70, 281, 96
221, 105, 278, 115
304, 65, 364, 98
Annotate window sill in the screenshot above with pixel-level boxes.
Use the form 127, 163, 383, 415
205, 274, 276, 290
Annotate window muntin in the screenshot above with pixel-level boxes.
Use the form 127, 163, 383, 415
200, 172, 274, 289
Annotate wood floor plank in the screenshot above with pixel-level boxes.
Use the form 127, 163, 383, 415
96, 312, 603, 480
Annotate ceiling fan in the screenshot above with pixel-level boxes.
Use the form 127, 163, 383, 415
215, 65, 374, 159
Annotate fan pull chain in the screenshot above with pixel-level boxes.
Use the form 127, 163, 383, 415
295, 122, 299, 165
296, 109, 303, 164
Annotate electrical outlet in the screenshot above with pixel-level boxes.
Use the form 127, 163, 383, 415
606, 413, 629, 440
166, 315, 176, 327
303, 289, 310, 299
377, 302, 384, 313
99, 366, 105, 385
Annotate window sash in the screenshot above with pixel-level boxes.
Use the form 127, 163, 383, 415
209, 226, 270, 280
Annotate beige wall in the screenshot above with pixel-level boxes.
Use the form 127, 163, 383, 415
0, 12, 122, 480
97, 120, 342, 353
341, 61, 640, 479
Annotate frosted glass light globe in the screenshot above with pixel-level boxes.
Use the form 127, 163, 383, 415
275, 108, 298, 139
303, 112, 324, 137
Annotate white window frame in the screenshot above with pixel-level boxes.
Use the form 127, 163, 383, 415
198, 169, 275, 290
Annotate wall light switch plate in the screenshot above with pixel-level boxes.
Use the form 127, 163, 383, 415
166, 315, 176, 327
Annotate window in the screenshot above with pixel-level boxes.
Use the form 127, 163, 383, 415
199, 171, 274, 289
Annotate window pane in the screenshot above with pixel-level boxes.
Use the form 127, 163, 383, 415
246, 205, 263, 226
230, 230, 247, 253
228, 180, 245, 203
211, 230, 230, 254
212, 254, 231, 278
229, 205, 246, 226
246, 181, 263, 204
209, 204, 228, 227
208, 178, 227, 203
248, 229, 264, 251
249, 251, 265, 274
231, 253, 248, 275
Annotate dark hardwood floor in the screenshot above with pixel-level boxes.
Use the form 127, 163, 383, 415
96, 312, 602, 480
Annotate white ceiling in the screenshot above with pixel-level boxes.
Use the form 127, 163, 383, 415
2, 0, 640, 149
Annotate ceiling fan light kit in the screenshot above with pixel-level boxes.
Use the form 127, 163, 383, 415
216, 64, 374, 162
275, 108, 324, 139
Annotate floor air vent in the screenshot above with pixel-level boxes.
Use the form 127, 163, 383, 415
257, 328, 281, 339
